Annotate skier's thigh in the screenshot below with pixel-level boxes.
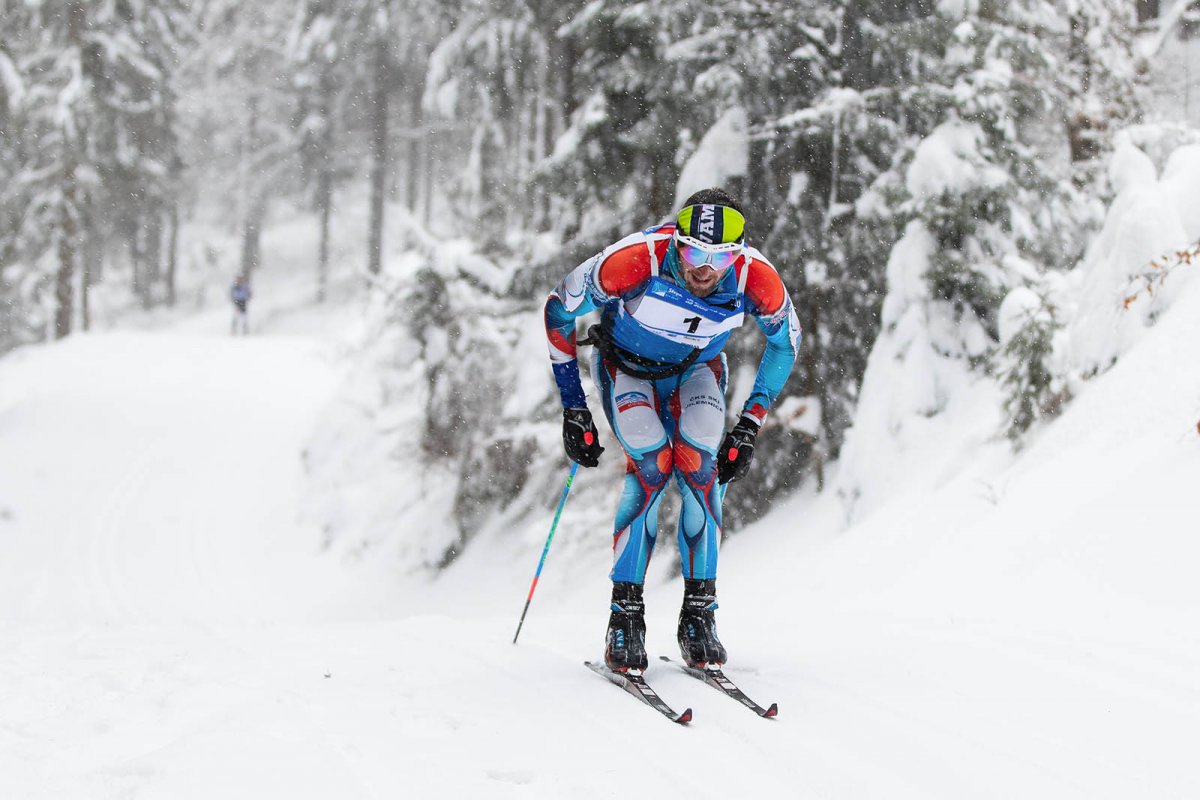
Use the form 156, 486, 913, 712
609, 371, 667, 453
677, 366, 726, 451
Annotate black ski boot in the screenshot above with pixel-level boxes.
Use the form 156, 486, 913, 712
604, 582, 648, 672
677, 578, 727, 668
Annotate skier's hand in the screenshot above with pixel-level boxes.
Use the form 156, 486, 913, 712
563, 407, 604, 467
717, 417, 759, 484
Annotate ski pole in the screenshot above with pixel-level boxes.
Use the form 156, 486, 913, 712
513, 461, 579, 644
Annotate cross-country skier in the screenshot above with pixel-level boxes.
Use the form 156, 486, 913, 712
543, 187, 801, 672
230, 274, 252, 335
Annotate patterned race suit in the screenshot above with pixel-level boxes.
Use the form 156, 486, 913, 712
544, 222, 800, 584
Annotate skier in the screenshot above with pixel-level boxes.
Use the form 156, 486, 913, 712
230, 274, 252, 335
544, 187, 801, 673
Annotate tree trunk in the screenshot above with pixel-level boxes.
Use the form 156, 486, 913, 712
142, 210, 162, 309
80, 207, 98, 332
166, 202, 179, 307
316, 62, 335, 302
406, 85, 421, 211
367, 39, 391, 276
55, 166, 77, 340
240, 196, 263, 277
130, 215, 145, 302
554, 35, 579, 121
532, 36, 549, 229
317, 169, 331, 302
80, 237, 90, 332
825, 110, 841, 232
237, 92, 261, 277
648, 153, 672, 220
55, 1, 86, 339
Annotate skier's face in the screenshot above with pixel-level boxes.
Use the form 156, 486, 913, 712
674, 235, 741, 297
678, 260, 726, 297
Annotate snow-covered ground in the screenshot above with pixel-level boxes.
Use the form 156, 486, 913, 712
2, 203, 1200, 799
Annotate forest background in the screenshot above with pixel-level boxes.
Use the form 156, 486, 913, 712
1, 0, 1194, 567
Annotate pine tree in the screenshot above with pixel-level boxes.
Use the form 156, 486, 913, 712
420, 0, 572, 242
541, 1, 698, 235
288, 1, 353, 301
995, 287, 1066, 443
716, 2, 931, 523
184, 0, 298, 279
0, 0, 191, 342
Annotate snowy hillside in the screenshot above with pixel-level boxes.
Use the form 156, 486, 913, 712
3, 156, 1200, 799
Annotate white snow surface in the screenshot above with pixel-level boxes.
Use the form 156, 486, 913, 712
2, 202, 1200, 798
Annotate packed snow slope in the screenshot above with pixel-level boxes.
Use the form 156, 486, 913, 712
2, 242, 1199, 799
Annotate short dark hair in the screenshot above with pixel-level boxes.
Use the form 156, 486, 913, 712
681, 187, 743, 214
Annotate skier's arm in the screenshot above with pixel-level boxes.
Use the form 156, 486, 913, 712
741, 257, 802, 426
544, 254, 604, 409
544, 245, 650, 408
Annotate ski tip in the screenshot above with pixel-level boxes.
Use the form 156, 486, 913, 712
763, 702, 779, 718
676, 707, 693, 725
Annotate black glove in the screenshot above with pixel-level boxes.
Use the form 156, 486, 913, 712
717, 417, 759, 484
563, 407, 604, 467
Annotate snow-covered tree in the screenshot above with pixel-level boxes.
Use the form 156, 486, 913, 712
182, 0, 297, 279
540, 2, 699, 236
0, 0, 191, 343
287, 1, 357, 301
420, 0, 579, 245
835, 0, 1144, 516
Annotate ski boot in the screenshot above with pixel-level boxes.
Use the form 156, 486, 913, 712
677, 578, 727, 668
604, 582, 648, 672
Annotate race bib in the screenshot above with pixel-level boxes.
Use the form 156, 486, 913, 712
623, 277, 743, 348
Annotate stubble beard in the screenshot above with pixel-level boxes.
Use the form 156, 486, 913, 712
681, 270, 719, 298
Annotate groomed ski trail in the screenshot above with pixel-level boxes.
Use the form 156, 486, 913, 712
0, 332, 353, 624
0, 263, 1198, 798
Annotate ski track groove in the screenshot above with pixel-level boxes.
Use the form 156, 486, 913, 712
89, 431, 167, 622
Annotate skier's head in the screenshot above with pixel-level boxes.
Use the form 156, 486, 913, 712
673, 188, 745, 297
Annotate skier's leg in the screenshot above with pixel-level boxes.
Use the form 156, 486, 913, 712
593, 352, 672, 670
593, 352, 672, 584
670, 356, 727, 580
669, 356, 729, 666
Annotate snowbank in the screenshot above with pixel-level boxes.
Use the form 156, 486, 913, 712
1061, 140, 1200, 382
837, 134, 1200, 524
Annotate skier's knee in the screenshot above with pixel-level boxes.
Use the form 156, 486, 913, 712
627, 445, 672, 492
673, 440, 717, 483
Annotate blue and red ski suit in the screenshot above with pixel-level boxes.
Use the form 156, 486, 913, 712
544, 222, 800, 584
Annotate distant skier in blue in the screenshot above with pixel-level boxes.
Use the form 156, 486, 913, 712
230, 274, 252, 336
543, 188, 801, 672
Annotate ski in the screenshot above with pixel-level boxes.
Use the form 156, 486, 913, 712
659, 656, 778, 718
584, 661, 693, 724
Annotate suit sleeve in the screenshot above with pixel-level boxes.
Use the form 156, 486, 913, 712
544, 238, 653, 410
544, 252, 605, 409
741, 258, 802, 426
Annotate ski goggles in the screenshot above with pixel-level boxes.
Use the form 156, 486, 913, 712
674, 232, 743, 272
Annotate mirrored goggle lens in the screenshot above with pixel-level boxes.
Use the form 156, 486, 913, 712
679, 243, 740, 270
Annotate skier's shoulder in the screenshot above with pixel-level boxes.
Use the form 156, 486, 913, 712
595, 224, 671, 297
739, 246, 787, 316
